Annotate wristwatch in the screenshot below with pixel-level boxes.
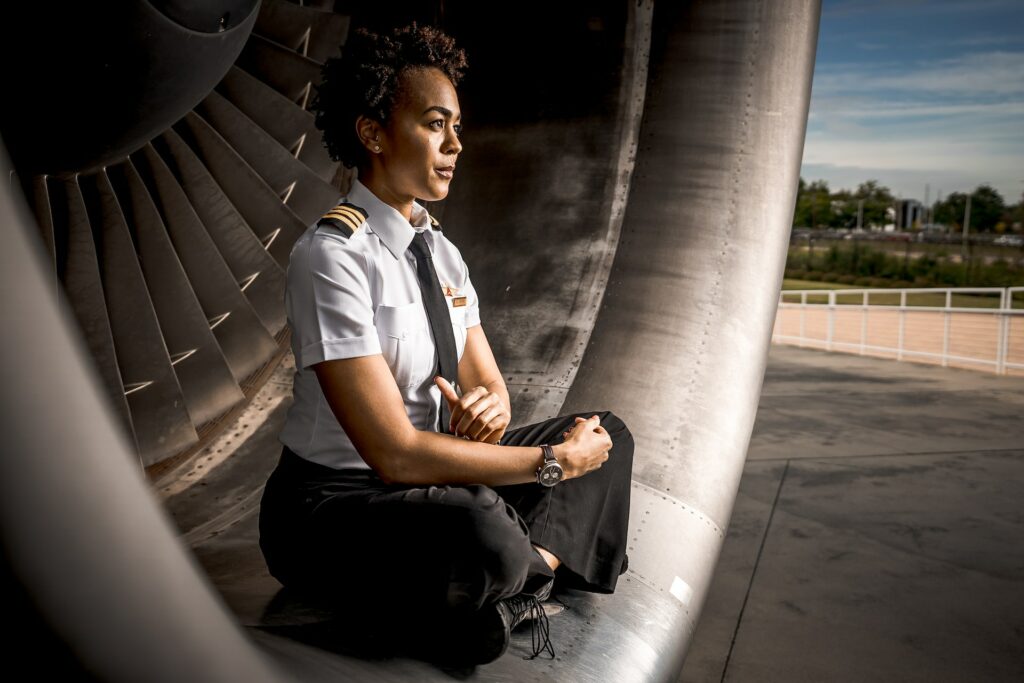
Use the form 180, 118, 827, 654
536, 444, 564, 487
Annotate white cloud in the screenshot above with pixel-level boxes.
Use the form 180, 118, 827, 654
809, 101, 1024, 120
942, 33, 1024, 48
804, 131, 1021, 171
804, 49, 1024, 200
800, 162, 1022, 203
813, 51, 1024, 98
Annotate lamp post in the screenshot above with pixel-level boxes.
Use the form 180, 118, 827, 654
959, 190, 974, 284
961, 190, 972, 261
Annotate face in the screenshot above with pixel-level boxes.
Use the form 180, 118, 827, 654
368, 66, 463, 203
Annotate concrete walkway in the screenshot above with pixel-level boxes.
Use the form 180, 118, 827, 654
679, 345, 1024, 682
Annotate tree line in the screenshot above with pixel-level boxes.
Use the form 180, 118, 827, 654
793, 178, 1024, 234
786, 243, 1022, 288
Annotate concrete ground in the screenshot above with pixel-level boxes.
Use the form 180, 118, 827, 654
678, 344, 1024, 683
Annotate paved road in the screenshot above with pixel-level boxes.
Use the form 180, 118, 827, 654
679, 344, 1024, 682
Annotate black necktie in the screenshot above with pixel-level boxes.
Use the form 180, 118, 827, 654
408, 231, 459, 434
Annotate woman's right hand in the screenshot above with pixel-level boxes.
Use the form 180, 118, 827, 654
553, 415, 612, 480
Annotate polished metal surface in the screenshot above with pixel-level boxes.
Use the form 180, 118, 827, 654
254, 0, 350, 63
52, 175, 139, 450
2, 1, 260, 175
559, 1, 821, 671
87, 170, 199, 462
441, 0, 653, 425
136, 138, 281, 381
238, 33, 324, 106
114, 159, 247, 428
2, 0, 820, 680
195, 90, 340, 220
4, 0, 347, 467
26, 176, 57, 283
181, 0, 819, 679
216, 65, 340, 183
141, 128, 290, 337
5, 0, 351, 470
0, 143, 287, 682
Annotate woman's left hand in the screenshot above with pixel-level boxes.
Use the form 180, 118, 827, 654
435, 377, 510, 444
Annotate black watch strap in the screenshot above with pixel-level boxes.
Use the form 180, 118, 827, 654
537, 444, 564, 486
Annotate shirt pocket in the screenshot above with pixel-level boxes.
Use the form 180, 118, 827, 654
375, 302, 432, 387
448, 299, 468, 362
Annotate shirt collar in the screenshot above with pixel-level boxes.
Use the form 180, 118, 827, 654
346, 177, 434, 260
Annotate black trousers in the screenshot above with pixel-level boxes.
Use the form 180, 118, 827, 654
258, 409, 634, 616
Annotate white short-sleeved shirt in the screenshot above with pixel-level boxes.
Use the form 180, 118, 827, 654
279, 177, 482, 470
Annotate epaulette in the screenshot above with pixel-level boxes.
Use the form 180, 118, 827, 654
428, 213, 442, 231
317, 202, 368, 238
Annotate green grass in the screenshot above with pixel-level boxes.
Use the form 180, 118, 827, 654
793, 239, 1023, 261
782, 279, 859, 290
781, 279, 1009, 308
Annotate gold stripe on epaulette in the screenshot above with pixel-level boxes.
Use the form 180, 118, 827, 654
318, 202, 368, 238
325, 205, 367, 224
324, 209, 363, 233
339, 202, 368, 222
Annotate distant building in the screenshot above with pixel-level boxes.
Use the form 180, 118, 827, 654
895, 199, 924, 230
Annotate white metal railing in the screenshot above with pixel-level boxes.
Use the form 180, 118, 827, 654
773, 286, 1024, 376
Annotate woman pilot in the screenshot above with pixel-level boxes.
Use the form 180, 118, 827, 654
258, 22, 634, 666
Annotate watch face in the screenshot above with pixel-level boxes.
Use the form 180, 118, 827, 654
540, 463, 564, 486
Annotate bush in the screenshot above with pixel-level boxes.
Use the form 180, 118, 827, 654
786, 247, 811, 271
785, 242, 1023, 287
838, 274, 858, 284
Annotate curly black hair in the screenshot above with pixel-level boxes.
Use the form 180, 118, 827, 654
312, 22, 468, 169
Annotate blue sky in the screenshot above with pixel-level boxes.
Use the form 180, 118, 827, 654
801, 0, 1024, 204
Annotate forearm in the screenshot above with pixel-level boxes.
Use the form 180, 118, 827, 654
457, 324, 510, 418
445, 376, 511, 443
482, 377, 511, 416
481, 376, 511, 442
386, 430, 554, 487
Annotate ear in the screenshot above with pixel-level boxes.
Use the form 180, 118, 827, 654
355, 115, 383, 154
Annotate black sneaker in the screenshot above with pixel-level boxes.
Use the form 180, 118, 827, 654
523, 574, 555, 603
403, 600, 509, 666
495, 590, 556, 660
407, 579, 557, 666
